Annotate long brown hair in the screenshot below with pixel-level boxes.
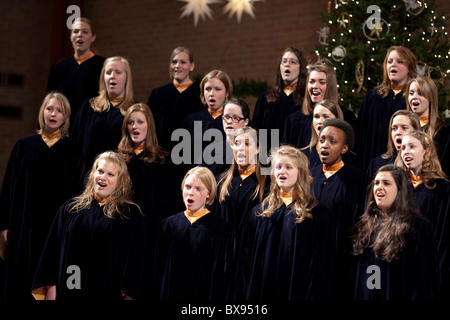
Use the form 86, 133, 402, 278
395, 130, 448, 189
352, 164, 421, 262
382, 110, 420, 159
70, 151, 139, 218
405, 76, 447, 139
377, 46, 417, 98
266, 47, 307, 106
118, 103, 167, 164
258, 145, 317, 223
302, 63, 339, 115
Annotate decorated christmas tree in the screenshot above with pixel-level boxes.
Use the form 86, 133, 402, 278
314, 0, 450, 117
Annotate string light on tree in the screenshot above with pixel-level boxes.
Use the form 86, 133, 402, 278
315, 0, 450, 115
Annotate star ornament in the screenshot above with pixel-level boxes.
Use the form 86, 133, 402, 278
179, 0, 221, 26
369, 21, 384, 39
223, 0, 262, 23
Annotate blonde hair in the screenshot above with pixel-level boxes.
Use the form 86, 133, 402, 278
218, 127, 266, 203
70, 151, 139, 218
118, 103, 167, 164
378, 46, 417, 98
91, 56, 134, 114
258, 146, 317, 223
37, 92, 71, 138
405, 76, 447, 139
181, 166, 217, 206
395, 130, 447, 189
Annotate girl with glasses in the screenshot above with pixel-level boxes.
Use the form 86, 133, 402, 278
252, 47, 307, 156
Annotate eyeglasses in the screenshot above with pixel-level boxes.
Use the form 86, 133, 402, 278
280, 59, 300, 66
222, 115, 246, 123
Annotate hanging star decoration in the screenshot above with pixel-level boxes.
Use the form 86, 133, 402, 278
179, 0, 221, 26
363, 17, 390, 41
337, 12, 351, 30
223, 0, 262, 23
369, 20, 384, 39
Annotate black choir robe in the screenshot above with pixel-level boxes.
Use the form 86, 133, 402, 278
46, 55, 106, 129
182, 109, 226, 169
212, 172, 262, 230
71, 100, 125, 176
146, 82, 204, 152
309, 163, 368, 298
126, 153, 183, 224
411, 179, 450, 299
432, 123, 450, 177
32, 199, 145, 300
0, 134, 83, 299
199, 139, 233, 177
366, 154, 396, 182
282, 111, 312, 149
252, 91, 301, 157
301, 146, 321, 170
125, 152, 184, 298
351, 215, 440, 300
158, 211, 235, 300
357, 88, 406, 171
211, 171, 267, 299
341, 105, 359, 135
244, 202, 336, 300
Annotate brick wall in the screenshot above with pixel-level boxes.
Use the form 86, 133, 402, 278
0, 0, 449, 186
83, 0, 331, 104
0, 0, 54, 184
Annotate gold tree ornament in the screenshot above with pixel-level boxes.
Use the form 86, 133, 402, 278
426, 65, 445, 85
337, 12, 351, 29
355, 59, 366, 94
179, 0, 221, 26
362, 17, 390, 40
